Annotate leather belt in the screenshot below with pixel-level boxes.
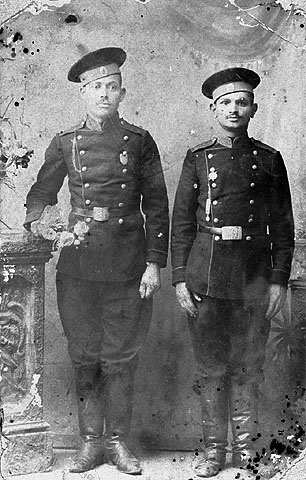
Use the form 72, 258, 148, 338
72, 205, 139, 222
198, 224, 267, 240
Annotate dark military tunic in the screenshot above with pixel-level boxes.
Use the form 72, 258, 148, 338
25, 114, 169, 371
25, 114, 169, 282
171, 134, 294, 300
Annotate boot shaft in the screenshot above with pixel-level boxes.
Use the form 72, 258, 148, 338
197, 377, 229, 451
75, 364, 105, 436
229, 382, 260, 454
104, 364, 136, 437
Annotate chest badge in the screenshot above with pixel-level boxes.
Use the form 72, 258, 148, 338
208, 167, 218, 182
120, 151, 129, 165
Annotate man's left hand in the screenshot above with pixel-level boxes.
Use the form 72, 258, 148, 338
266, 283, 287, 320
139, 262, 161, 299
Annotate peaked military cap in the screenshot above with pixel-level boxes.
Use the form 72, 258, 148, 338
68, 47, 126, 85
202, 67, 260, 102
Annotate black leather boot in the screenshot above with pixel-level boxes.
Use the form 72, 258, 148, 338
230, 382, 260, 470
193, 377, 229, 478
230, 382, 279, 478
104, 364, 142, 475
69, 435, 105, 473
104, 435, 142, 475
69, 364, 106, 473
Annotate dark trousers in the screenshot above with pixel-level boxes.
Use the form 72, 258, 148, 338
188, 295, 270, 385
56, 271, 153, 437
56, 272, 152, 373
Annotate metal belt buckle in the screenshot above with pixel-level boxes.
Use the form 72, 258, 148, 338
221, 226, 242, 240
93, 207, 109, 222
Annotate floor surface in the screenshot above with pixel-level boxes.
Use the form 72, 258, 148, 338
5, 448, 306, 480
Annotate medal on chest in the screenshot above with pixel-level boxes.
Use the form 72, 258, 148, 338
208, 167, 218, 181
206, 167, 218, 221
120, 151, 129, 165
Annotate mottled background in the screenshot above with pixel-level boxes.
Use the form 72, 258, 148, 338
1, 0, 306, 452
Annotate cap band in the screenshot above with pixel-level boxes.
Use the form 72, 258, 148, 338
212, 81, 254, 102
80, 63, 121, 86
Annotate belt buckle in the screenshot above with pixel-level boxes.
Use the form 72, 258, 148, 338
93, 207, 109, 222
221, 226, 242, 240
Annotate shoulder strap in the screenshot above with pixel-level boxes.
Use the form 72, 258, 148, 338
190, 138, 217, 153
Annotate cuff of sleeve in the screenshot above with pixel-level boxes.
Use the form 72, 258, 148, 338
270, 268, 290, 287
23, 209, 44, 227
172, 266, 186, 285
146, 249, 168, 268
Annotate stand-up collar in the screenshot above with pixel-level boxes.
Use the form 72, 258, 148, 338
217, 134, 252, 149
84, 113, 121, 132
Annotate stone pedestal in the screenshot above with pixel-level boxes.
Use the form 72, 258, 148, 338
0, 231, 53, 477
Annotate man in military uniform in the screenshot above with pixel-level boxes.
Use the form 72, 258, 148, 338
171, 68, 294, 478
24, 47, 169, 475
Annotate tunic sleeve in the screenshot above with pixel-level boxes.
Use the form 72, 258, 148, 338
24, 135, 68, 228
171, 149, 199, 285
139, 131, 169, 268
269, 152, 295, 286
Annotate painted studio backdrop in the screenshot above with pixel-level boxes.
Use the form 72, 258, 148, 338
1, 0, 306, 457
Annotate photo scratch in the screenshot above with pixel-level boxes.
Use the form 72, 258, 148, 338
228, 0, 302, 47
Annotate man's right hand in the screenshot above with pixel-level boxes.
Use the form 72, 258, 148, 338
30, 219, 42, 237
30, 219, 58, 240
175, 282, 200, 317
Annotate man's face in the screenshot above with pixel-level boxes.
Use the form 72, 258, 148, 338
210, 91, 257, 134
80, 74, 126, 121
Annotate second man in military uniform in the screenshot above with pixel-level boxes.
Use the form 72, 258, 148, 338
171, 68, 294, 478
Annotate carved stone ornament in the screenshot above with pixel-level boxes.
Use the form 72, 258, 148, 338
0, 231, 53, 476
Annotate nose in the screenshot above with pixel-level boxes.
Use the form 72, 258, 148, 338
228, 102, 238, 114
99, 85, 108, 98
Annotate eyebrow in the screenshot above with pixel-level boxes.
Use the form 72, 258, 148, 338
219, 95, 249, 102
106, 80, 120, 86
91, 80, 120, 88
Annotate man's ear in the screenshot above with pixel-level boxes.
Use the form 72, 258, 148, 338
210, 102, 217, 116
251, 102, 258, 118
79, 85, 86, 97
119, 87, 126, 103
